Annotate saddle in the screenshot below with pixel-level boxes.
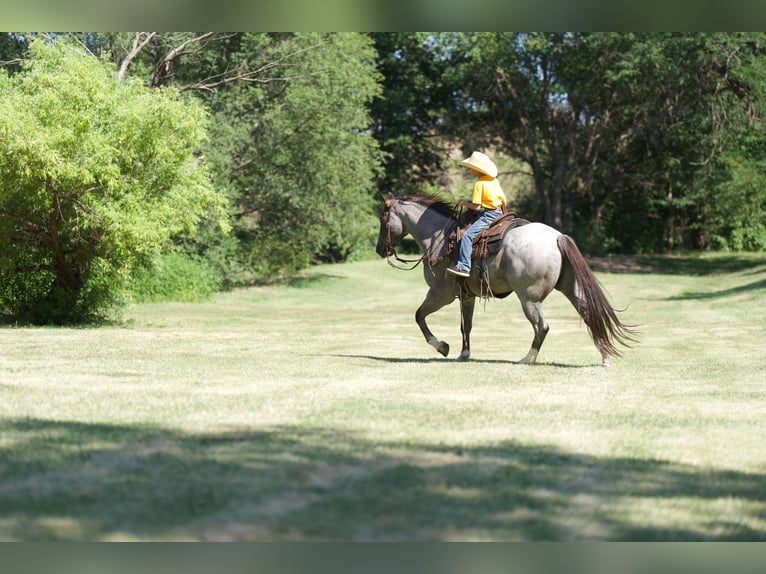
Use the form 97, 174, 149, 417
448, 211, 530, 261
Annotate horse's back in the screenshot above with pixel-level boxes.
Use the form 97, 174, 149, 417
502, 222, 562, 266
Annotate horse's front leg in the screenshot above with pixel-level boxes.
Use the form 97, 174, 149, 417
415, 288, 454, 357
457, 295, 475, 362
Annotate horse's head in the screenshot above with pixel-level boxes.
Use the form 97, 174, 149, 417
375, 193, 406, 258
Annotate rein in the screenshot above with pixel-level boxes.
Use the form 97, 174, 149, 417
386, 249, 424, 271
383, 206, 424, 270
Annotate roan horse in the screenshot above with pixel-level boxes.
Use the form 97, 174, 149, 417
375, 193, 635, 366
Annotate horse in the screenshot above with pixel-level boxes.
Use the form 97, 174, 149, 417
375, 193, 636, 366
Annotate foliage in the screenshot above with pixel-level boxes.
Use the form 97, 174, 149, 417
447, 32, 766, 252
0, 39, 227, 323
369, 33, 461, 196
95, 33, 384, 283
130, 251, 221, 303
214, 34, 383, 277
3, 32, 764, 315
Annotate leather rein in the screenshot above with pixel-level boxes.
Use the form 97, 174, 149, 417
382, 205, 425, 271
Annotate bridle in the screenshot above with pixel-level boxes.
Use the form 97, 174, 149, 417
381, 203, 425, 271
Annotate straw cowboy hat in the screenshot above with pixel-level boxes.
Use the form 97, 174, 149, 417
458, 151, 498, 178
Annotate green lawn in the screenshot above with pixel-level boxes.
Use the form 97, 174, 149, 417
1, 253, 765, 540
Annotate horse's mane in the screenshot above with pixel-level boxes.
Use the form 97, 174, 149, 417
399, 192, 456, 219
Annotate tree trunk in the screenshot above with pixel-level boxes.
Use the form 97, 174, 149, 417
667, 183, 675, 250
48, 180, 85, 297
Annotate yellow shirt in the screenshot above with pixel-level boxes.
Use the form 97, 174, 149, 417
471, 175, 507, 210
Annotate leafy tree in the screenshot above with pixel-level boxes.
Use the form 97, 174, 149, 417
452, 32, 766, 252
680, 34, 766, 251
96, 32, 383, 283
369, 33, 462, 196
211, 33, 383, 276
0, 33, 27, 73
589, 33, 766, 252
0, 39, 227, 323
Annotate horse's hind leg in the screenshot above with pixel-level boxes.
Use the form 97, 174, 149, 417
517, 298, 549, 365
558, 275, 612, 367
415, 287, 454, 357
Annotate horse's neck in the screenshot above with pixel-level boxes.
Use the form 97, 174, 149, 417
399, 203, 453, 253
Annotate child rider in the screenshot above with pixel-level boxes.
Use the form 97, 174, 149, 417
447, 151, 507, 278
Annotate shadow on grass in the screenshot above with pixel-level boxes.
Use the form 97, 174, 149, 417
332, 354, 595, 368
333, 353, 512, 365
590, 254, 766, 276
667, 277, 766, 301
2, 417, 764, 541
247, 272, 345, 289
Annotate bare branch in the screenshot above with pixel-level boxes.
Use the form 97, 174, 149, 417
116, 32, 157, 82
151, 32, 217, 88
0, 58, 24, 68
182, 70, 324, 92
179, 42, 328, 92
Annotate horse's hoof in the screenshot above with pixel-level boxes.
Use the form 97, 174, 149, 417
516, 350, 538, 365
437, 342, 450, 357
456, 350, 470, 362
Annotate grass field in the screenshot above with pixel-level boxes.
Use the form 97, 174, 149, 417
1, 252, 765, 540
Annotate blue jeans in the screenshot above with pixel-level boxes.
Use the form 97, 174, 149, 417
457, 208, 503, 270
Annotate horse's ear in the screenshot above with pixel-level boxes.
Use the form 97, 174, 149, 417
382, 192, 395, 207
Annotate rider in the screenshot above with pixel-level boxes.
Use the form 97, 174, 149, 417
447, 151, 507, 278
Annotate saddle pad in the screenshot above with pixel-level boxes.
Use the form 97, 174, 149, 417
447, 212, 530, 260
472, 213, 530, 258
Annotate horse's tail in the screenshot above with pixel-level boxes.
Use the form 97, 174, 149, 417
557, 235, 637, 357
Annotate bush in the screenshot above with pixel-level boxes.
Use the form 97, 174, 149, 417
0, 257, 128, 325
131, 252, 221, 303
0, 39, 227, 324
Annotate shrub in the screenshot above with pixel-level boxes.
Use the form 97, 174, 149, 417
131, 252, 221, 303
0, 39, 227, 324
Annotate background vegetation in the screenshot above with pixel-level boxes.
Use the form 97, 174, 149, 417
1, 32, 766, 322
0, 39, 226, 323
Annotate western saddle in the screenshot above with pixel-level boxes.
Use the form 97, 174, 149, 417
448, 209, 530, 261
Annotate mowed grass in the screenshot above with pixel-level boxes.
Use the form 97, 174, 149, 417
0, 252, 765, 540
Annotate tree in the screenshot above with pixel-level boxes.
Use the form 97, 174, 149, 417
676, 33, 766, 251
453, 32, 766, 252
369, 33, 463, 196
0, 39, 227, 323
211, 33, 383, 275
94, 32, 383, 282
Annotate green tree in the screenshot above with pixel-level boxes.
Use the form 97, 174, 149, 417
369, 33, 462, 196
98, 33, 383, 282
213, 33, 383, 275
453, 32, 766, 252
0, 33, 26, 73
0, 39, 227, 323
679, 34, 766, 251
